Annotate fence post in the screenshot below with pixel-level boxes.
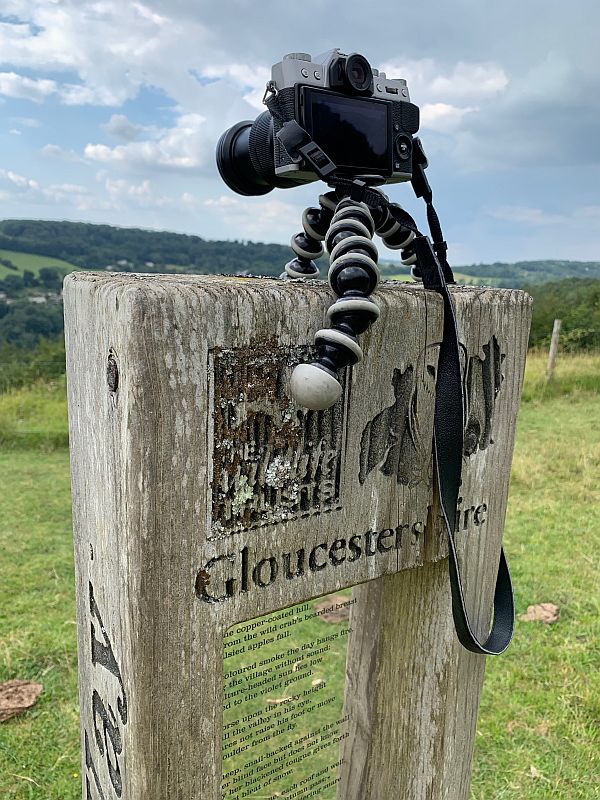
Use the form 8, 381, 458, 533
546, 318, 562, 382
64, 273, 531, 800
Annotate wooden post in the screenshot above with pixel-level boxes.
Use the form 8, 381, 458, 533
64, 274, 531, 800
546, 318, 562, 381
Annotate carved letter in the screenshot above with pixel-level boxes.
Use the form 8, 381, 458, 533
92, 690, 123, 797
84, 729, 107, 800
89, 582, 128, 724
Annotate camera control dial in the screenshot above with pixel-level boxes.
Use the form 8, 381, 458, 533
284, 52, 311, 61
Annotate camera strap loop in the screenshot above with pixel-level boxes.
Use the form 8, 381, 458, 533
416, 236, 515, 656
262, 80, 279, 108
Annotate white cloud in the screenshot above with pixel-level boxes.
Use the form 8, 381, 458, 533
103, 114, 143, 142
380, 59, 508, 105
487, 205, 568, 226
580, 206, 600, 220
1, 168, 41, 191
203, 194, 307, 240
486, 204, 600, 240
101, 176, 204, 212
40, 144, 86, 162
105, 177, 168, 207
375, 58, 509, 140
0, 1, 211, 107
200, 63, 270, 110
10, 116, 40, 128
0, 166, 91, 208
0, 71, 56, 102
429, 63, 508, 101
420, 103, 478, 131
180, 191, 197, 207
85, 113, 210, 172
203, 195, 240, 208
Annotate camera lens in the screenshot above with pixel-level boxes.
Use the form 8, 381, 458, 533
345, 53, 373, 94
216, 120, 272, 197
216, 112, 302, 196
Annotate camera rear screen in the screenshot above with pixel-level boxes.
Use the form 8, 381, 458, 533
303, 88, 389, 172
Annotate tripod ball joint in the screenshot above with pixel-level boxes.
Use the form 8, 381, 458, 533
290, 364, 342, 410
290, 197, 381, 410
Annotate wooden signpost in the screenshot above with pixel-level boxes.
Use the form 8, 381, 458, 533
64, 272, 531, 800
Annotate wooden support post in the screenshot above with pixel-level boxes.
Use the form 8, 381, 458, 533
546, 318, 562, 382
64, 274, 531, 800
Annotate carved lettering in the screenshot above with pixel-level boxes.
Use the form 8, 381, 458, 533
196, 522, 425, 603
91, 690, 123, 797
85, 729, 107, 800
463, 336, 505, 456
89, 582, 127, 724
85, 582, 128, 798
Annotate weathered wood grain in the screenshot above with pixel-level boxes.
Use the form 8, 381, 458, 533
64, 273, 531, 800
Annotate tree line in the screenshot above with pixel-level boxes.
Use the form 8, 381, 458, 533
0, 220, 598, 391
0, 219, 295, 276
525, 278, 600, 351
2, 278, 598, 393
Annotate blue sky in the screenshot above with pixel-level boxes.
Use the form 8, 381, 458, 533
0, 0, 598, 265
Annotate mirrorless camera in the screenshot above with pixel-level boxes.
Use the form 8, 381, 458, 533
216, 49, 420, 196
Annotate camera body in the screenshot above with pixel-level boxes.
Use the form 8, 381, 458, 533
216, 48, 421, 197
270, 49, 420, 184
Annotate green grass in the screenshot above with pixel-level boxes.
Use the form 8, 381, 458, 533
471, 353, 600, 799
0, 450, 79, 799
0, 352, 599, 798
385, 271, 501, 286
0, 377, 68, 450
0, 250, 78, 280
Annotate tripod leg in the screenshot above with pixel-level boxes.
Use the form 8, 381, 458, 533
290, 197, 381, 410
280, 192, 336, 279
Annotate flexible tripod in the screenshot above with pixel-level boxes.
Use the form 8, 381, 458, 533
276, 170, 516, 656
283, 178, 424, 410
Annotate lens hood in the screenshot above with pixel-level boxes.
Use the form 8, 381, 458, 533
216, 121, 272, 197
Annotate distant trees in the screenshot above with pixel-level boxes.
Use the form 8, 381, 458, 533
525, 278, 600, 351
38, 267, 62, 291
0, 300, 64, 348
0, 219, 295, 276
0, 337, 66, 392
457, 261, 600, 287
0, 266, 62, 297
0, 219, 599, 395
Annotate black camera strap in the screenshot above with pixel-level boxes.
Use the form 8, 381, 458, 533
414, 238, 514, 656
267, 88, 514, 655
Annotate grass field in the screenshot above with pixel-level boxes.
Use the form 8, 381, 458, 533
386, 271, 499, 286
0, 250, 78, 280
0, 351, 599, 798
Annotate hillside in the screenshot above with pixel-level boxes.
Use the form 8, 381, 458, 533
1, 219, 599, 286
0, 249, 78, 280
1, 219, 599, 361
0, 219, 293, 278
455, 260, 600, 288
